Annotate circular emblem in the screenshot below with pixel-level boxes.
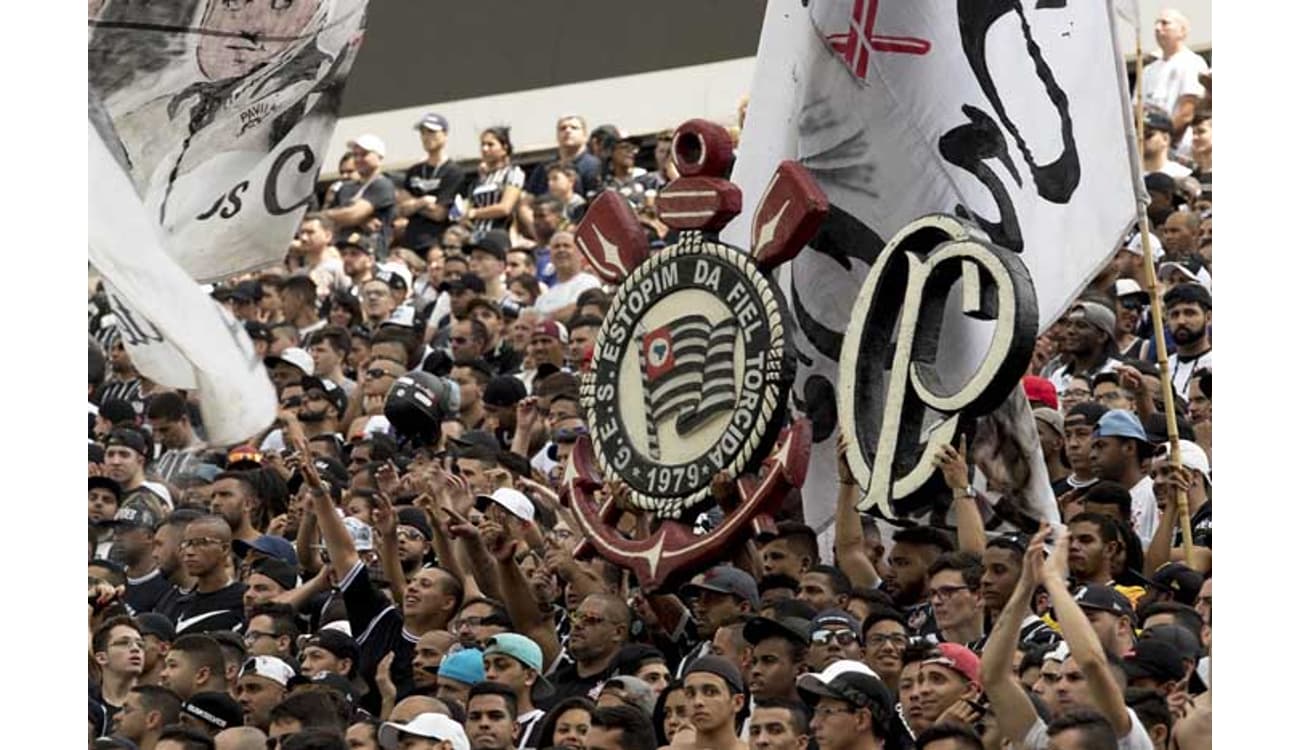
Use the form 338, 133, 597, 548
581, 233, 793, 518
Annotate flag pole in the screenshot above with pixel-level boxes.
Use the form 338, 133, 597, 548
1133, 33, 1196, 564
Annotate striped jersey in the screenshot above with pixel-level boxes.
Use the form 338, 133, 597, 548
469, 164, 525, 234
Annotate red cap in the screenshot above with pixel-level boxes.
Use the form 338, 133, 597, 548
531, 320, 569, 343
924, 643, 982, 687
1022, 375, 1058, 410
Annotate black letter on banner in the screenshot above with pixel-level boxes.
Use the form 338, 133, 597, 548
264, 145, 316, 216
955, 0, 1081, 202
939, 106, 1024, 253
108, 294, 165, 346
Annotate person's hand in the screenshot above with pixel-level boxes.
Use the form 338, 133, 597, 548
375, 461, 401, 499
933, 435, 971, 492
515, 477, 560, 511
516, 396, 539, 435
1057, 485, 1086, 520
1023, 524, 1051, 588
372, 492, 398, 540
88, 462, 106, 478
935, 698, 984, 728
376, 652, 397, 701
263, 450, 292, 481
479, 518, 515, 561
267, 514, 291, 538
1114, 363, 1145, 395
1041, 527, 1070, 585
543, 537, 576, 580
486, 468, 515, 491
1153, 465, 1192, 511
441, 507, 480, 541
836, 433, 856, 486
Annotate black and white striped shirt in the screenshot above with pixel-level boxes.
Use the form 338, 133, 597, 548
97, 378, 143, 414
469, 164, 524, 234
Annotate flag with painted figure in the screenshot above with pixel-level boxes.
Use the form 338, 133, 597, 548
88, 0, 369, 282
724, 0, 1140, 538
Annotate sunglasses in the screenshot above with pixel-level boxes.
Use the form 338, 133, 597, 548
367, 368, 397, 379
280, 396, 303, 408
811, 629, 860, 646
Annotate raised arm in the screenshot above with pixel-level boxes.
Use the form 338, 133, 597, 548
1040, 528, 1133, 737
289, 418, 359, 579
834, 437, 880, 589
934, 435, 987, 555
981, 525, 1050, 744
499, 547, 562, 669
370, 490, 407, 604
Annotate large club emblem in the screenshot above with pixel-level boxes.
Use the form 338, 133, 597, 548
565, 119, 826, 589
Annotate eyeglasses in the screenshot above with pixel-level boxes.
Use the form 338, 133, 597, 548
866, 633, 910, 649
811, 629, 860, 647
812, 705, 861, 719
179, 537, 226, 550
1062, 388, 1091, 399
109, 637, 146, 650
452, 616, 488, 630
397, 527, 428, 542
570, 611, 608, 627
930, 585, 974, 602
243, 630, 275, 644
1097, 391, 1128, 403
280, 396, 303, 408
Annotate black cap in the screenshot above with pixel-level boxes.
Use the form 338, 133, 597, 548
1065, 401, 1108, 426
89, 475, 123, 500
396, 506, 434, 543
249, 557, 299, 591
450, 429, 501, 460
438, 275, 487, 295
1144, 171, 1177, 197
482, 375, 527, 408
339, 231, 374, 254
1142, 412, 1196, 445
231, 280, 264, 303
1144, 107, 1173, 134
288, 671, 357, 704
137, 612, 177, 642
300, 376, 349, 417
303, 629, 359, 663
743, 616, 812, 647
1141, 624, 1203, 663
106, 427, 149, 457
796, 662, 895, 715
683, 655, 744, 694
1123, 638, 1184, 682
244, 321, 272, 343
1071, 584, 1136, 623
465, 230, 510, 261
181, 691, 244, 731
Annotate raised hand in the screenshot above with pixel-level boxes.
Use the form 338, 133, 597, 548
933, 434, 972, 491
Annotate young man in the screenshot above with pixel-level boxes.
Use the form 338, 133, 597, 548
399, 113, 466, 253
466, 230, 512, 305
1140, 109, 1190, 178
1034, 408, 1071, 495
305, 326, 356, 396
798, 566, 852, 614
884, 527, 955, 636
914, 644, 982, 731
1162, 284, 1211, 401
678, 566, 759, 675
93, 616, 147, 722
466, 681, 520, 750
324, 134, 397, 254
111, 685, 183, 750
759, 522, 820, 579
234, 655, 294, 732
927, 553, 984, 647
1043, 302, 1123, 397
206, 473, 262, 547
977, 534, 1059, 649
294, 213, 349, 298
683, 656, 749, 750
1062, 402, 1106, 492
748, 699, 812, 750
161, 515, 247, 636
743, 615, 811, 703
482, 633, 549, 748
1067, 513, 1122, 586
796, 660, 897, 750
278, 275, 326, 339
159, 635, 228, 701
243, 603, 299, 663
1090, 410, 1159, 548
861, 610, 909, 693
147, 392, 206, 483
807, 610, 863, 671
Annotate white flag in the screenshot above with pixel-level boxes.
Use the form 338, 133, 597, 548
89, 119, 277, 446
88, 0, 369, 281
725, 0, 1138, 535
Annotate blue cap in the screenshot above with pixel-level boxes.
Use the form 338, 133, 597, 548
232, 534, 297, 565
438, 648, 485, 685
415, 112, 449, 132
1094, 409, 1149, 443
483, 633, 543, 672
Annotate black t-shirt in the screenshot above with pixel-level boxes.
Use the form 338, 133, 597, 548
484, 341, 523, 376
337, 174, 398, 257
403, 160, 467, 251
160, 581, 248, 636
524, 151, 603, 197
537, 657, 615, 711
905, 600, 939, 638
124, 569, 173, 616
1175, 500, 1212, 549
340, 561, 417, 715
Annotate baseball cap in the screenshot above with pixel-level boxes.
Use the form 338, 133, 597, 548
483, 633, 554, 697
415, 113, 449, 132
439, 274, 487, 295
681, 566, 760, 608
466, 229, 510, 262
106, 427, 149, 458
1033, 407, 1065, 438
239, 655, 296, 687
264, 346, 314, 376
1150, 563, 1205, 606
438, 648, 485, 685
248, 557, 299, 591
1065, 401, 1107, 427
602, 675, 656, 715
232, 535, 299, 565
300, 376, 349, 417
244, 321, 272, 343
376, 262, 413, 292
812, 609, 863, 636
1154, 440, 1211, 484
684, 655, 745, 694
1141, 624, 1204, 663
1114, 278, 1149, 303
181, 691, 243, 732
347, 133, 386, 158
1022, 375, 1059, 410
137, 613, 176, 642
1067, 301, 1116, 339
1123, 638, 1184, 683
474, 487, 535, 523
1095, 409, 1148, 442
531, 320, 569, 344
339, 231, 374, 254
1143, 107, 1173, 134
301, 628, 359, 664
482, 375, 527, 408
99, 504, 160, 531
396, 507, 433, 543
1071, 584, 1136, 623
922, 643, 982, 687
378, 713, 469, 750
743, 615, 812, 647
230, 280, 263, 304
450, 429, 501, 459
796, 660, 894, 713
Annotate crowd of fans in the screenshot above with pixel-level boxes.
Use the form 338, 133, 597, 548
84, 8, 1212, 750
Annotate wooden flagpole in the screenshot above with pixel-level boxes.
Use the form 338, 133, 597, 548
1133, 34, 1196, 564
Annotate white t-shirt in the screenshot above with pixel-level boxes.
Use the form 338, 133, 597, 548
1145, 160, 1191, 179
1022, 707, 1153, 750
1131, 475, 1159, 550
534, 272, 601, 317
1168, 349, 1211, 402
1141, 48, 1208, 158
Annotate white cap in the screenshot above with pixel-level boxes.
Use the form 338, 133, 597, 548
271, 347, 315, 376
1115, 278, 1145, 298
475, 487, 535, 522
348, 133, 386, 158
321, 619, 353, 637
379, 713, 469, 750
342, 516, 375, 551
239, 655, 295, 687
1123, 230, 1164, 259
381, 305, 417, 330
377, 262, 414, 292
1046, 641, 1071, 663
1158, 440, 1211, 485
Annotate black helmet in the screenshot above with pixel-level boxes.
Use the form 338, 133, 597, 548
384, 371, 454, 447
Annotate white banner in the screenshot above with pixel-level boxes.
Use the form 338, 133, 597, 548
724, 0, 1138, 536
89, 119, 277, 446
88, 0, 368, 282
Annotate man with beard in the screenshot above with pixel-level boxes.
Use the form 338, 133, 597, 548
883, 527, 954, 637
297, 376, 347, 438
151, 510, 200, 616
1043, 301, 1123, 398
103, 504, 172, 615
544, 593, 630, 707
207, 472, 263, 547
160, 635, 229, 702
1162, 284, 1211, 401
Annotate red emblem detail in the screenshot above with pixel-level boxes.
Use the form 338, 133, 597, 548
642, 328, 676, 381
825, 0, 931, 81
657, 176, 742, 232
573, 192, 650, 284
751, 160, 831, 272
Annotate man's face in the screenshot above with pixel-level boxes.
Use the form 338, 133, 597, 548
1060, 378, 1091, 414
1036, 420, 1064, 464
612, 141, 637, 169
412, 630, 455, 689
1092, 382, 1133, 413
152, 523, 184, 577
452, 601, 500, 648
180, 522, 230, 578
1083, 608, 1128, 657
451, 321, 485, 360
760, 538, 808, 579
236, 674, 286, 730
209, 477, 251, 529
917, 664, 973, 723
692, 590, 745, 638
116, 525, 155, 567
419, 126, 448, 153
451, 366, 483, 412
160, 650, 199, 699
550, 232, 579, 276
749, 705, 807, 750
310, 340, 343, 376
197, 0, 321, 79
1160, 214, 1198, 257
109, 340, 133, 373
1061, 317, 1103, 355
244, 614, 285, 657
528, 334, 565, 368
863, 620, 908, 682
505, 251, 533, 281
469, 250, 505, 286
403, 568, 454, 623
112, 690, 150, 742
749, 637, 800, 701
98, 624, 145, 677
979, 547, 1021, 615
797, 572, 841, 613
471, 306, 503, 344
1090, 436, 1133, 482
684, 672, 740, 733
567, 325, 598, 365
1192, 119, 1212, 154
809, 624, 862, 671
1063, 419, 1094, 474
929, 570, 980, 631
300, 644, 347, 680
466, 693, 515, 750
533, 206, 561, 240
1154, 10, 1186, 48
1167, 302, 1209, 347
149, 414, 189, 450
884, 543, 932, 603
483, 653, 532, 697
1032, 659, 1060, 713
556, 117, 587, 149
810, 697, 865, 750
569, 597, 622, 663
1067, 520, 1109, 580
1054, 657, 1094, 714
105, 446, 145, 485
298, 218, 332, 253
1188, 378, 1211, 424
362, 281, 396, 320
342, 247, 373, 276
89, 487, 119, 523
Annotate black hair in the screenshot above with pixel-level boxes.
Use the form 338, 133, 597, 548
650, 681, 684, 746
146, 391, 189, 422
758, 573, 801, 596
901, 641, 934, 668
155, 725, 216, 750
590, 704, 658, 750
916, 721, 983, 750
90, 341, 107, 389
539, 696, 598, 749
752, 697, 811, 735
457, 597, 513, 629
131, 684, 183, 727
170, 635, 228, 681
508, 273, 541, 302
893, 526, 956, 552
322, 292, 363, 329
1045, 710, 1119, 749
1082, 481, 1133, 521
468, 680, 519, 719
1125, 687, 1173, 738
481, 126, 514, 156
1018, 643, 1053, 677
1162, 282, 1211, 311
852, 587, 897, 617
280, 731, 348, 750
268, 690, 348, 735
926, 551, 983, 589
863, 608, 909, 637
279, 274, 318, 302
768, 521, 820, 563
247, 603, 300, 654
307, 325, 353, 355
1067, 512, 1121, 546
92, 614, 140, 654
371, 327, 420, 369
768, 597, 818, 621
806, 564, 852, 596
1195, 370, 1211, 399
1138, 601, 1204, 640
